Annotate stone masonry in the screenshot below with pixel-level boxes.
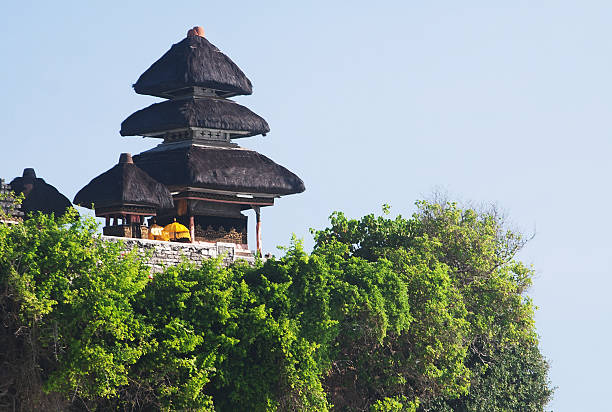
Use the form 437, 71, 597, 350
0, 179, 23, 224
103, 236, 256, 273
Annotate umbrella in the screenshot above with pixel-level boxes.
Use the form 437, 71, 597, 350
163, 220, 191, 241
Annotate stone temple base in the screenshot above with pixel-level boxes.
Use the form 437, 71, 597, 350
102, 236, 257, 273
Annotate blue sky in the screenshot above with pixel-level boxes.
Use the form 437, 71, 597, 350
2, 1, 611, 410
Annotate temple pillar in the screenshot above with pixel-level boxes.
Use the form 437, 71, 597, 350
189, 215, 195, 243
254, 206, 262, 255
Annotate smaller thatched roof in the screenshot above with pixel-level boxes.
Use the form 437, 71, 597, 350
133, 145, 305, 196
73, 153, 174, 211
133, 33, 253, 98
9, 168, 73, 217
120, 97, 269, 138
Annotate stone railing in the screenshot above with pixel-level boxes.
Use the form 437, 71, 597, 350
103, 236, 256, 273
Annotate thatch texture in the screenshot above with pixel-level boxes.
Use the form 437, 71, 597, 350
133, 35, 253, 97
120, 97, 269, 138
9, 169, 72, 217
133, 146, 305, 196
73, 154, 174, 210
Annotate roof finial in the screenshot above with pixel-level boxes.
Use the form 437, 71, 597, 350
23, 168, 36, 178
119, 153, 134, 164
187, 26, 205, 38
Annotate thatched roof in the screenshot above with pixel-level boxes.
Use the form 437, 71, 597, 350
120, 97, 269, 138
133, 35, 253, 98
73, 154, 174, 210
9, 168, 72, 217
133, 145, 305, 196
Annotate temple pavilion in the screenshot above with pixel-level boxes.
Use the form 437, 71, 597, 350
9, 168, 72, 218
74, 26, 305, 254
1, 168, 73, 224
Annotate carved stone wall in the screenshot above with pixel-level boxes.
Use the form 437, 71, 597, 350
0, 179, 23, 224
195, 225, 247, 244
103, 236, 255, 273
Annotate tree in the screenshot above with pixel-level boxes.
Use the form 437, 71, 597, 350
0, 209, 151, 410
312, 201, 552, 410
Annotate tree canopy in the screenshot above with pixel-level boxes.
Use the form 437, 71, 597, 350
0, 201, 552, 411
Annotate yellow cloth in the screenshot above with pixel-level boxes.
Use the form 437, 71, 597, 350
148, 224, 170, 241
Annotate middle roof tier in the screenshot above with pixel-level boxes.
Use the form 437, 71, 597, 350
120, 97, 270, 139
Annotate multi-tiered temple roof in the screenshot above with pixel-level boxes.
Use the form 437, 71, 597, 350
75, 26, 304, 253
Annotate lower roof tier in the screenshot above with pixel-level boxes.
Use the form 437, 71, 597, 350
132, 144, 305, 196
120, 97, 270, 139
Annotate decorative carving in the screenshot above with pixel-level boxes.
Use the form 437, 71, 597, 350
104, 225, 132, 238
95, 205, 156, 216
195, 224, 246, 244
175, 191, 274, 206
103, 224, 149, 239
163, 128, 232, 144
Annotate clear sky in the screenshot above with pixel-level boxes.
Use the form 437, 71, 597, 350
1, 1, 610, 410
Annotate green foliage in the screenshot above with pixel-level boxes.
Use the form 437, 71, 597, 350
370, 396, 419, 412
0, 209, 151, 410
421, 344, 552, 412
312, 201, 551, 410
132, 258, 329, 411
0, 200, 552, 411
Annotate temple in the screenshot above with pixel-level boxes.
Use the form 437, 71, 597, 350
74, 27, 305, 255
8, 168, 72, 218
73, 153, 174, 239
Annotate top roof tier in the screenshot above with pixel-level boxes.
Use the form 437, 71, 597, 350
133, 27, 253, 98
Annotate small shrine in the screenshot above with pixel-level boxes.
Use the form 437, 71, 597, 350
74, 26, 305, 255
9, 168, 72, 218
74, 153, 174, 239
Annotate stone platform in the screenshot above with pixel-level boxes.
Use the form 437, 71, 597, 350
103, 236, 256, 272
